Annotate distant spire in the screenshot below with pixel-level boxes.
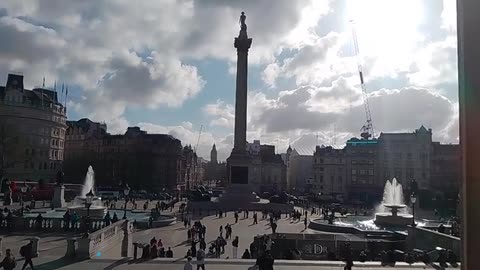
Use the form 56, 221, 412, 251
54, 80, 57, 91
42, 76, 45, 88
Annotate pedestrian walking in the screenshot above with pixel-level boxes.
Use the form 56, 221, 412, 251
232, 236, 239, 259
20, 241, 35, 270
184, 256, 193, 270
0, 249, 16, 270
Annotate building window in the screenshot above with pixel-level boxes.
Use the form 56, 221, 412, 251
360, 169, 366, 175
368, 169, 374, 175
338, 176, 342, 182
407, 153, 412, 159
352, 176, 357, 183
352, 169, 357, 175
320, 185, 323, 190
44, 163, 47, 170
352, 160, 357, 165
320, 175, 323, 182
407, 168, 414, 179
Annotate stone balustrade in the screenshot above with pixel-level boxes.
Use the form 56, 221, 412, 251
76, 219, 133, 259
0, 216, 109, 232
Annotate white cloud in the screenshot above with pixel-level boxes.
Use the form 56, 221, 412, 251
209, 81, 458, 150
261, 63, 281, 87
407, 37, 457, 88
99, 50, 205, 108
0, 0, 333, 136
203, 100, 235, 129
441, 0, 456, 34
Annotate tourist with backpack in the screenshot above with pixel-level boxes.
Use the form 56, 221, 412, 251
20, 241, 35, 270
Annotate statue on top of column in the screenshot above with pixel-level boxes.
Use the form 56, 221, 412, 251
239, 11, 247, 31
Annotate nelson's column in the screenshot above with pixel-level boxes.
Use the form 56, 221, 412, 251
224, 12, 260, 204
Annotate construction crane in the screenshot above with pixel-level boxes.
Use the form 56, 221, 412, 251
351, 20, 375, 140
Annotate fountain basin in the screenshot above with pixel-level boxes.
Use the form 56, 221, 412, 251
375, 212, 413, 226
67, 195, 107, 218
67, 205, 108, 218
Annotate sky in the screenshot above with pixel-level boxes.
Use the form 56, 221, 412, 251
0, 0, 458, 161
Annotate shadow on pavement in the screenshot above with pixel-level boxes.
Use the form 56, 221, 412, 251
34, 257, 89, 270
103, 258, 130, 270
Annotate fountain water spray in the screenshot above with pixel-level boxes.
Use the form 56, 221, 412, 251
377, 178, 406, 213
374, 178, 413, 226
81, 165, 95, 197
68, 165, 107, 217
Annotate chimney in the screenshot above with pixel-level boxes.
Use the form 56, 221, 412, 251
6, 73, 24, 91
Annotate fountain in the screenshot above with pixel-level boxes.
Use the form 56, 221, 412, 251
67, 166, 107, 218
374, 178, 413, 226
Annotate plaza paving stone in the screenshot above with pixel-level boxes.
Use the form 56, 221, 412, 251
130, 211, 322, 260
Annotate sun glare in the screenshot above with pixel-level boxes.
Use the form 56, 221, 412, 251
346, 0, 424, 76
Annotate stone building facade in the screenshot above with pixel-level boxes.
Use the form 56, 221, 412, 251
430, 142, 461, 204
246, 140, 287, 192
313, 146, 347, 200
283, 147, 313, 193
64, 119, 196, 192
344, 138, 381, 203
378, 126, 433, 191
0, 74, 67, 181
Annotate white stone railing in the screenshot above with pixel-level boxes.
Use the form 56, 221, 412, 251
76, 219, 133, 259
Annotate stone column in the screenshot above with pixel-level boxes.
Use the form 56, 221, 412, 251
65, 238, 76, 258
233, 22, 252, 154
52, 185, 66, 208
458, 0, 480, 268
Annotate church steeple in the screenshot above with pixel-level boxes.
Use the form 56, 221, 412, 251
210, 143, 218, 164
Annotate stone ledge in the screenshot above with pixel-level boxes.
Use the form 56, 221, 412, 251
92, 257, 441, 268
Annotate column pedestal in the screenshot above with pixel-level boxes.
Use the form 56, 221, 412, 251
52, 185, 66, 208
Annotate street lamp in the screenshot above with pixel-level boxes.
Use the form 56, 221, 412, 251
20, 186, 27, 216
123, 184, 130, 219
410, 193, 417, 227
84, 189, 94, 235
